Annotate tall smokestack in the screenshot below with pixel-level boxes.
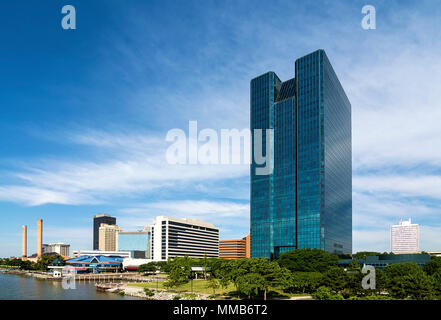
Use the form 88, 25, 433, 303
37, 219, 43, 258
22, 225, 27, 259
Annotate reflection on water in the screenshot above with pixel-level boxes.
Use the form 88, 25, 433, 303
0, 273, 139, 300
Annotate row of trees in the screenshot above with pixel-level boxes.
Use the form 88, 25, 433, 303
139, 255, 290, 299
137, 249, 441, 300
278, 250, 441, 300
0, 255, 64, 271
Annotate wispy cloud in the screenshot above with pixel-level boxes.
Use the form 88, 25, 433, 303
0, 130, 249, 206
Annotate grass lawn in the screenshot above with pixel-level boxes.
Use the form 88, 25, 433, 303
129, 280, 311, 299
129, 279, 236, 296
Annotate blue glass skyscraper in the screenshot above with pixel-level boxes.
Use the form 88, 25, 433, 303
250, 50, 352, 258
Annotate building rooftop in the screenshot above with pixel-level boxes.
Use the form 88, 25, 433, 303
94, 213, 112, 218
154, 216, 217, 229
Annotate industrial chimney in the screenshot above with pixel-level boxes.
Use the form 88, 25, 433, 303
37, 219, 43, 258
22, 225, 27, 260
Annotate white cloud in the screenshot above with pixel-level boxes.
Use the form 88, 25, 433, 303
0, 186, 93, 206
119, 200, 249, 228
354, 175, 441, 200
0, 130, 249, 206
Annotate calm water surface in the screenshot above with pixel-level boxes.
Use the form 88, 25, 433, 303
0, 273, 139, 300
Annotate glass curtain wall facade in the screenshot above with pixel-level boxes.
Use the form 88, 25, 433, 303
250, 50, 352, 258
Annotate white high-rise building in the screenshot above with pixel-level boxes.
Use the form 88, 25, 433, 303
391, 219, 420, 253
150, 216, 219, 261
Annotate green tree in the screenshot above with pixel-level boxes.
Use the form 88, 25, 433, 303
164, 256, 192, 288
138, 262, 157, 274
321, 267, 349, 294
228, 259, 250, 298
35, 255, 62, 271
276, 248, 338, 273
374, 268, 387, 295
430, 270, 441, 297
313, 286, 344, 300
156, 261, 170, 273
287, 272, 323, 294
384, 262, 435, 299
347, 259, 361, 271
343, 271, 364, 298
253, 258, 290, 300
424, 256, 441, 276
205, 258, 228, 278
206, 276, 220, 297
214, 258, 290, 300
237, 273, 265, 299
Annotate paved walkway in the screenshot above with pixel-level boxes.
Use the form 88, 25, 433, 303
289, 295, 312, 300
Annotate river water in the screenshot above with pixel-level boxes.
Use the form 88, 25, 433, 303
0, 273, 139, 300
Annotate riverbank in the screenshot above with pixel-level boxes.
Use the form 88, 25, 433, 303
0, 268, 58, 280
96, 283, 213, 300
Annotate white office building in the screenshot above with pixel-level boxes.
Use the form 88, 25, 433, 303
42, 243, 70, 256
151, 216, 219, 261
391, 219, 420, 253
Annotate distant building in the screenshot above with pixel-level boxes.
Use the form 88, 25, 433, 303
99, 223, 121, 251
42, 244, 49, 254
245, 233, 251, 258
150, 216, 219, 261
219, 234, 251, 259
93, 214, 116, 250
42, 243, 70, 256
339, 253, 430, 270
117, 227, 151, 259
391, 219, 419, 253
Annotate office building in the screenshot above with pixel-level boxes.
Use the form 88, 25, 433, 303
93, 214, 116, 250
117, 227, 151, 259
245, 233, 251, 258
219, 234, 251, 259
99, 223, 121, 251
391, 219, 420, 253
251, 49, 352, 258
43, 243, 70, 257
150, 216, 219, 261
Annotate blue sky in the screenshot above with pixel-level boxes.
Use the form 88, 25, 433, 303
1, 0, 441, 257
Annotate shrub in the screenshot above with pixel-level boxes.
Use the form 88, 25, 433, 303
313, 286, 344, 300
181, 293, 197, 300
173, 295, 182, 300
144, 288, 155, 297
347, 295, 393, 300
